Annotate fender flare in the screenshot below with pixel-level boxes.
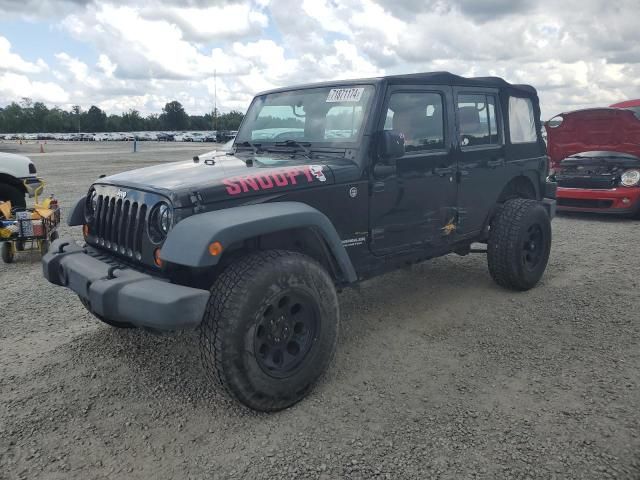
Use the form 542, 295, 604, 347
161, 202, 357, 283
68, 196, 86, 226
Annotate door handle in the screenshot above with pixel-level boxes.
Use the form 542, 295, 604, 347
487, 158, 505, 168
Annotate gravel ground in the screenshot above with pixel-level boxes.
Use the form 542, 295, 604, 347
1, 141, 639, 480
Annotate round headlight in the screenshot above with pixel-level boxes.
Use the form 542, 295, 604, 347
86, 188, 98, 219
547, 115, 564, 128
159, 203, 172, 233
620, 169, 640, 187
149, 202, 172, 243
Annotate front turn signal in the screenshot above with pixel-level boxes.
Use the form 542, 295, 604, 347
83, 224, 89, 238
154, 248, 163, 267
208, 241, 223, 256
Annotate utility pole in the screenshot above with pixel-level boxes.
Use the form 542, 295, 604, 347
213, 69, 217, 132
72, 105, 81, 133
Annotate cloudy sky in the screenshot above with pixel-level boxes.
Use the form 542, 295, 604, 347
0, 0, 638, 119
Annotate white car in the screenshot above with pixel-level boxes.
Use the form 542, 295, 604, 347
0, 152, 42, 208
174, 133, 189, 142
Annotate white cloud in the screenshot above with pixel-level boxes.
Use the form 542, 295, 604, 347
0, 36, 48, 74
0, 72, 69, 103
1, 0, 640, 119
143, 3, 268, 42
55, 52, 101, 89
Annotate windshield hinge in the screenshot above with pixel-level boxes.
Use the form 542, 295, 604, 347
190, 191, 205, 213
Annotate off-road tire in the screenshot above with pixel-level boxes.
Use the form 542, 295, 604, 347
200, 250, 339, 412
487, 198, 551, 291
0, 183, 26, 209
78, 296, 136, 329
1, 242, 14, 263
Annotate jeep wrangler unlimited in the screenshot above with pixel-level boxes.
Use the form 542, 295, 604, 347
43, 72, 556, 411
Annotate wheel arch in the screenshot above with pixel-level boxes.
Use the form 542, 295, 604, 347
479, 174, 541, 240
0, 173, 27, 194
161, 202, 357, 284
496, 174, 539, 203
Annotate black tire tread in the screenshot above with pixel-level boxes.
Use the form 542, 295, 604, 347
0, 183, 26, 209
487, 198, 551, 291
1, 242, 14, 263
199, 249, 337, 411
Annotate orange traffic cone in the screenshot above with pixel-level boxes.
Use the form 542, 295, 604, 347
40, 143, 44, 153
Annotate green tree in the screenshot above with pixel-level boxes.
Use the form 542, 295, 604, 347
160, 101, 189, 131
85, 105, 107, 132
0, 99, 245, 134
122, 109, 143, 131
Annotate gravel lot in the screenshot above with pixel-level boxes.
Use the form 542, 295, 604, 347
1, 141, 639, 479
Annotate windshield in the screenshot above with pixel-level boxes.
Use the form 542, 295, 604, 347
236, 85, 375, 146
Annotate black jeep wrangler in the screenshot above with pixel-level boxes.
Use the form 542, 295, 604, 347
43, 72, 556, 411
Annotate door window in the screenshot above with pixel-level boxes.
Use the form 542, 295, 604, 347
384, 92, 445, 152
457, 94, 499, 147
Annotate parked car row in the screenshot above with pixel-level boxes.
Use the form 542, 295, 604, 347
0, 130, 238, 143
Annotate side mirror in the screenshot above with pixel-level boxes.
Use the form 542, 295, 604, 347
379, 131, 405, 163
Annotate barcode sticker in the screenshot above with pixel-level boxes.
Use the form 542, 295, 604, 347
326, 88, 365, 103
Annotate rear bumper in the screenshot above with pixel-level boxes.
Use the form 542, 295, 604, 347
42, 238, 209, 330
557, 186, 640, 214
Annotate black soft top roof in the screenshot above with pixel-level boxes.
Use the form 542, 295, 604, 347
256, 71, 537, 98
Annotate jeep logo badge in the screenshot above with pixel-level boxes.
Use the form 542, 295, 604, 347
116, 190, 127, 199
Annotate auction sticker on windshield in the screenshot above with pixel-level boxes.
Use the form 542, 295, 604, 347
326, 88, 365, 103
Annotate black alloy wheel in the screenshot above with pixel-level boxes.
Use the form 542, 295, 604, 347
522, 224, 544, 271
254, 291, 320, 378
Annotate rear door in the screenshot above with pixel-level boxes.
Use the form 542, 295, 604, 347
369, 85, 458, 254
453, 88, 505, 236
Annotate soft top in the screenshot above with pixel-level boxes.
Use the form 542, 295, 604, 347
256, 71, 537, 98
384, 71, 537, 97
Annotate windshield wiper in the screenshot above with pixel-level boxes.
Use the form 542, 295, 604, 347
274, 139, 312, 158
235, 140, 263, 154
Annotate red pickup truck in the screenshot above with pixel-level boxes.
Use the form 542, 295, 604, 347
545, 101, 640, 217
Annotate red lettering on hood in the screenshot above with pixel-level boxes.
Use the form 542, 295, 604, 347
224, 165, 327, 196
223, 179, 241, 195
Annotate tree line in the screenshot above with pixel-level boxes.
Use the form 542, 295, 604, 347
0, 98, 244, 133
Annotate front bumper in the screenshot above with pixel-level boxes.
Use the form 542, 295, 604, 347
556, 186, 640, 214
42, 238, 210, 330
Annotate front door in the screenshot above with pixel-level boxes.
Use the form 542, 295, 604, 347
370, 86, 457, 255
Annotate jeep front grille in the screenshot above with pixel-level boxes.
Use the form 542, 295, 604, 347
92, 194, 148, 259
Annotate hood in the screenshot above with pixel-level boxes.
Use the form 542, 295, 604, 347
560, 151, 640, 169
96, 151, 359, 208
0, 151, 36, 178
545, 108, 640, 168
